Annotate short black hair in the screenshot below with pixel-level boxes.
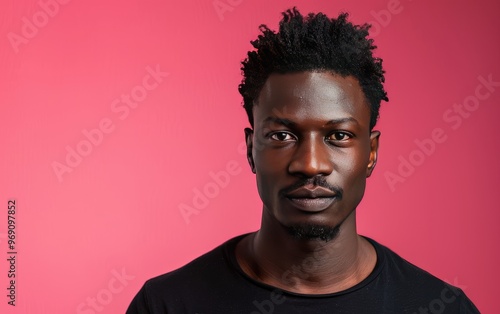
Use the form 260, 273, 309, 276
238, 7, 388, 130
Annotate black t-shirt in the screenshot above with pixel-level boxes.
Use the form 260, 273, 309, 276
126, 234, 479, 313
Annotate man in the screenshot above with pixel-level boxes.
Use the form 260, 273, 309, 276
127, 8, 479, 313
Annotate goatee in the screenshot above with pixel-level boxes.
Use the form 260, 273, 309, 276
285, 223, 341, 242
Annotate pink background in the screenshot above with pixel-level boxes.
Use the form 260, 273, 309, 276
1, 0, 499, 313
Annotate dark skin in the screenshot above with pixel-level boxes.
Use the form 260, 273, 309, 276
236, 71, 380, 294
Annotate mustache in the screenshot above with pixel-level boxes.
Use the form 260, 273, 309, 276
279, 176, 343, 199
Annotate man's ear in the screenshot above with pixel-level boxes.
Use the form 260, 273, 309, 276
244, 128, 256, 173
367, 131, 380, 177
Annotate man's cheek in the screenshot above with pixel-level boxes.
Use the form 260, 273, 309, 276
256, 152, 285, 173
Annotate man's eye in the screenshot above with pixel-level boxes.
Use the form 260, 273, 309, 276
270, 132, 295, 141
328, 132, 351, 141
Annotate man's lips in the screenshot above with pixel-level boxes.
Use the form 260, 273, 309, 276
285, 197, 337, 212
285, 185, 337, 198
285, 186, 338, 212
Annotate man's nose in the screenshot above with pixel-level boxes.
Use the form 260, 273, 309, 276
288, 135, 334, 177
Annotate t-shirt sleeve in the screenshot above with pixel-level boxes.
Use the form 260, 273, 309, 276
126, 283, 152, 314
459, 290, 480, 313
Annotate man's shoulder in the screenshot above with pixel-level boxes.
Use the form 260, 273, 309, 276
144, 233, 246, 292
126, 234, 251, 313
366, 236, 479, 312
367, 236, 449, 284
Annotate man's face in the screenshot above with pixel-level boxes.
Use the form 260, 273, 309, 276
245, 71, 379, 241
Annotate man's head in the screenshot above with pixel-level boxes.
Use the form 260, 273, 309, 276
239, 8, 388, 242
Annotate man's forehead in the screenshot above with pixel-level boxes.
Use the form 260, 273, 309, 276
254, 71, 369, 122
257, 72, 364, 104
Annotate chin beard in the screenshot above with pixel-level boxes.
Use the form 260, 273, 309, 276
284, 223, 340, 242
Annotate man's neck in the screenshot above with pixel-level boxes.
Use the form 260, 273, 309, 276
235, 210, 376, 294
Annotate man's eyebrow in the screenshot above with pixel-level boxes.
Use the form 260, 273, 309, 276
325, 117, 360, 125
262, 117, 296, 127
262, 116, 359, 126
